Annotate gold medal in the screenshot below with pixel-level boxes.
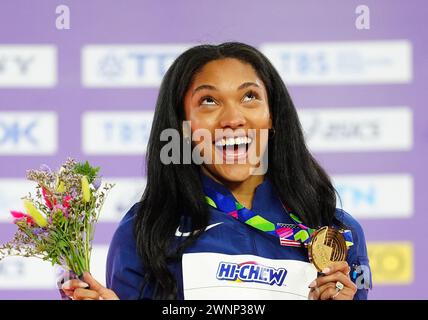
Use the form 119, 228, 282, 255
307, 226, 348, 272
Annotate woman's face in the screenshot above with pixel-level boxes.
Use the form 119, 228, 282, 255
183, 58, 272, 183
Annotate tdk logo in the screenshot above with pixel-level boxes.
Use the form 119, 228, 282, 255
0, 112, 57, 155
0, 121, 37, 145
216, 261, 287, 286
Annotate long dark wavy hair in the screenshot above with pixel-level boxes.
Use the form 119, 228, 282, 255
134, 42, 338, 299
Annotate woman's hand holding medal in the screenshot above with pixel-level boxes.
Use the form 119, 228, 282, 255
306, 226, 357, 300
308, 261, 358, 300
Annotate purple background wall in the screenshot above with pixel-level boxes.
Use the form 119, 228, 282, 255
0, 0, 426, 299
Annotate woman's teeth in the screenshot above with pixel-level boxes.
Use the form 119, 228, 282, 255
215, 136, 253, 148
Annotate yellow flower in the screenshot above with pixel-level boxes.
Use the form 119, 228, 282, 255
23, 199, 48, 227
56, 180, 66, 193
81, 176, 90, 203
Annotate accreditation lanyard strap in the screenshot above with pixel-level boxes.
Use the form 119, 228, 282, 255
203, 186, 353, 248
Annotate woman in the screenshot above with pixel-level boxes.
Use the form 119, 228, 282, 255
62, 42, 371, 300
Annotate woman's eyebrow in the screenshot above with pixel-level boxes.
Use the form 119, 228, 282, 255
192, 82, 260, 97
192, 84, 217, 96
237, 82, 260, 90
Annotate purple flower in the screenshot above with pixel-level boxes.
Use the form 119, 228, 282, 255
70, 188, 78, 198
32, 228, 46, 235
93, 177, 102, 190
40, 164, 52, 173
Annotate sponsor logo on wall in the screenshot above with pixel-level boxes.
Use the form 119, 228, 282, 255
299, 107, 413, 152
82, 111, 154, 155
260, 40, 412, 85
0, 45, 57, 87
98, 177, 146, 222
367, 242, 413, 284
0, 112, 58, 155
81, 44, 191, 87
332, 174, 413, 219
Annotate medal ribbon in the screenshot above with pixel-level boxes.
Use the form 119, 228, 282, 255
203, 186, 353, 248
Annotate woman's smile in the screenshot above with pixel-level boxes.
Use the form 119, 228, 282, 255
213, 132, 254, 163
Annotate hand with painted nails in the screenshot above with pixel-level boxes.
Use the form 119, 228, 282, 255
61, 272, 119, 300
308, 261, 357, 300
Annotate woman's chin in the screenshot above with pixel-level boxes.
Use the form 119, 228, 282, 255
213, 164, 255, 183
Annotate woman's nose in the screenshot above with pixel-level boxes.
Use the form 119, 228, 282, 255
219, 104, 246, 129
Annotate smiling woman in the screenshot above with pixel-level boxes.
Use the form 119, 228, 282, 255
183, 58, 271, 187
60, 42, 371, 300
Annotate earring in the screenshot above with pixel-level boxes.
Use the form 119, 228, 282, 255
269, 127, 276, 139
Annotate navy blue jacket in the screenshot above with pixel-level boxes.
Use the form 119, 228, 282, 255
106, 174, 371, 299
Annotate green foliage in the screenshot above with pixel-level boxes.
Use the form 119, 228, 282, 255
73, 161, 100, 183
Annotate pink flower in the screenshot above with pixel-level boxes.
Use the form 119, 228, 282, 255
10, 210, 35, 226
42, 187, 57, 210
62, 195, 72, 208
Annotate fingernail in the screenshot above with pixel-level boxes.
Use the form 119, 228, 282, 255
61, 280, 89, 290
322, 267, 330, 274
62, 280, 72, 290
308, 280, 317, 288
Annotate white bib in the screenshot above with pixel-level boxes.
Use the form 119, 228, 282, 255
182, 252, 317, 300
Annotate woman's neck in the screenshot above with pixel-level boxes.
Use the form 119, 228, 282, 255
202, 168, 265, 209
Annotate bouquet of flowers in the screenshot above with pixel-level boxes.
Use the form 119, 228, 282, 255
0, 158, 114, 277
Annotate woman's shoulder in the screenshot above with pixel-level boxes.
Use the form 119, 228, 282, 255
107, 202, 142, 258
334, 208, 364, 233
334, 208, 368, 258
106, 202, 147, 298
112, 202, 142, 241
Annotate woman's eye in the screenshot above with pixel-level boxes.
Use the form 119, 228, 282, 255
200, 97, 217, 106
242, 91, 258, 102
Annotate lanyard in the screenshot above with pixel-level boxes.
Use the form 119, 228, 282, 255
203, 186, 353, 248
